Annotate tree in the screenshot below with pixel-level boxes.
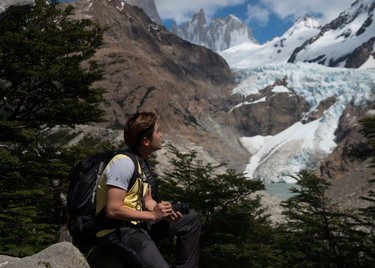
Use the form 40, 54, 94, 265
355, 116, 375, 261
0, 0, 105, 128
0, 0, 106, 256
277, 171, 370, 267
157, 145, 277, 267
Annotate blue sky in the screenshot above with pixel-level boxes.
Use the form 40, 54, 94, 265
154, 0, 354, 44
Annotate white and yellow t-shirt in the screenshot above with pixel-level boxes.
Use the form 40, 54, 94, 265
95, 154, 148, 237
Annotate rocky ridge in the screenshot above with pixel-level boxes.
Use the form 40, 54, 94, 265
121, 0, 162, 25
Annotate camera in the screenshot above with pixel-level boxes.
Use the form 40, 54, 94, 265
171, 202, 190, 214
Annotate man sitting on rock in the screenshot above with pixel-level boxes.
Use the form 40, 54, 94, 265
95, 112, 201, 268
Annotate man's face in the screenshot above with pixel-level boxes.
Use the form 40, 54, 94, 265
149, 121, 163, 151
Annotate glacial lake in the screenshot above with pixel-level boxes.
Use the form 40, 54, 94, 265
265, 183, 300, 200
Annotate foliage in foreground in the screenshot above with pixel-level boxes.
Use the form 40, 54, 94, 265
156, 141, 375, 267
157, 144, 278, 268
0, 0, 105, 256
276, 171, 373, 268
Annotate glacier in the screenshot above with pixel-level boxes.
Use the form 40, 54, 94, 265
232, 62, 375, 183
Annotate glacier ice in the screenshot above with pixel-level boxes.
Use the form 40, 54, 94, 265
236, 63, 375, 183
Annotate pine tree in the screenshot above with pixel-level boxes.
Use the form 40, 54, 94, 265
277, 171, 370, 267
0, 0, 106, 256
356, 116, 375, 262
0, 0, 105, 128
157, 144, 277, 267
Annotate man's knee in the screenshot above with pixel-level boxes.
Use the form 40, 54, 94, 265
138, 239, 169, 268
186, 209, 201, 229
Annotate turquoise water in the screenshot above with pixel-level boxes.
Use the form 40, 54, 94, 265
265, 183, 300, 200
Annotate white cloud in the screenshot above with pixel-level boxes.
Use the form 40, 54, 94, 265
246, 4, 269, 26
259, 0, 354, 24
155, 0, 355, 26
154, 0, 246, 24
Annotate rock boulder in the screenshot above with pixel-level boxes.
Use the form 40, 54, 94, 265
0, 242, 89, 268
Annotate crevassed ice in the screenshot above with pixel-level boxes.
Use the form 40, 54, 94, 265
236, 63, 375, 183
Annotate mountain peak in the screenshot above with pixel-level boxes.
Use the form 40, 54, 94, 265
221, 0, 374, 70
284, 15, 321, 37
228, 14, 241, 23
191, 8, 207, 26
172, 9, 257, 52
288, 0, 375, 68
121, 0, 162, 25
219, 13, 321, 69
295, 14, 321, 28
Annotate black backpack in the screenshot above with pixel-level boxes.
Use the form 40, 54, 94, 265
67, 149, 138, 251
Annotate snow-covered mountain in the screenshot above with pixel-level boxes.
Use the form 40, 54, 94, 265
221, 0, 375, 70
171, 9, 257, 52
232, 63, 375, 183
288, 0, 375, 68
220, 15, 321, 69
221, 0, 375, 183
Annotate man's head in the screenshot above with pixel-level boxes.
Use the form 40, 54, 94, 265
124, 112, 162, 155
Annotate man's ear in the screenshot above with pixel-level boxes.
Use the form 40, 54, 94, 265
142, 137, 151, 146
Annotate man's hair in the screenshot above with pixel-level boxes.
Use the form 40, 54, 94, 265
124, 112, 158, 149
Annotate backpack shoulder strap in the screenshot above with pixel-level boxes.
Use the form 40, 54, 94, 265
113, 150, 139, 191
122, 148, 162, 202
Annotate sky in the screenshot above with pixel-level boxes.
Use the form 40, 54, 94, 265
154, 0, 355, 44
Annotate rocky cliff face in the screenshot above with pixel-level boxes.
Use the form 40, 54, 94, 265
171, 9, 258, 52
64, 0, 249, 171
318, 105, 375, 209
229, 76, 310, 137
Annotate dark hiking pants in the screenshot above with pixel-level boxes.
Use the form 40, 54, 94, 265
97, 209, 201, 268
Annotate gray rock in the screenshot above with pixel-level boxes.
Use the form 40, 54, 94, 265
0, 242, 89, 268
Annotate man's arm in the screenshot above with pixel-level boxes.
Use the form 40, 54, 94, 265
143, 186, 158, 212
105, 186, 174, 222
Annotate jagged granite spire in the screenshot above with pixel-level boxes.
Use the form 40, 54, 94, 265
172, 9, 257, 52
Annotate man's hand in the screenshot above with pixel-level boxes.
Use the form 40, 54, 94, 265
166, 210, 183, 224
152, 201, 174, 221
